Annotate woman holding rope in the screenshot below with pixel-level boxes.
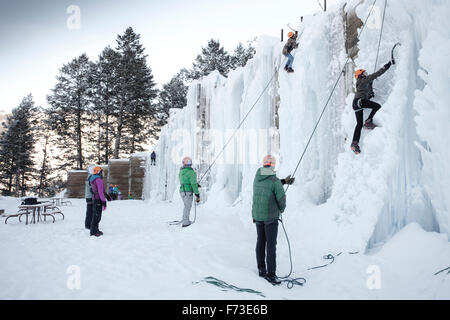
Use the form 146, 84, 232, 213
251, 155, 294, 285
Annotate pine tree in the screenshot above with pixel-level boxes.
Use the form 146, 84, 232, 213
91, 46, 121, 164
33, 108, 59, 197
0, 94, 38, 196
113, 27, 158, 158
157, 70, 189, 126
231, 42, 255, 69
47, 54, 96, 170
190, 39, 232, 80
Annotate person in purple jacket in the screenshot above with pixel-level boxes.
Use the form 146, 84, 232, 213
89, 166, 107, 237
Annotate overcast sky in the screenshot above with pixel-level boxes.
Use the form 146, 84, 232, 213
0, 0, 342, 112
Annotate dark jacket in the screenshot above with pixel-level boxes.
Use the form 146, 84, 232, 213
354, 64, 390, 100
282, 36, 299, 55
252, 167, 286, 223
151, 151, 156, 159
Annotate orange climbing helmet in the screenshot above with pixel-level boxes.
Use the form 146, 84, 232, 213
288, 31, 295, 38
263, 155, 276, 168
182, 156, 192, 166
355, 69, 367, 80
93, 166, 102, 175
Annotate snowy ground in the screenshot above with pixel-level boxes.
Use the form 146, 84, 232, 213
1, 197, 448, 300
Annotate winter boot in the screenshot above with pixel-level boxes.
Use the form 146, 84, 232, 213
182, 222, 192, 228
351, 142, 361, 155
92, 231, 103, 237
364, 118, 377, 129
265, 273, 281, 285
284, 65, 289, 71
288, 67, 294, 73
258, 268, 267, 278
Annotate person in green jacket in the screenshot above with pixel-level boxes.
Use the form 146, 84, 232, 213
179, 156, 200, 227
252, 155, 294, 285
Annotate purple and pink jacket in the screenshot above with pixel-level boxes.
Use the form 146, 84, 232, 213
89, 175, 106, 202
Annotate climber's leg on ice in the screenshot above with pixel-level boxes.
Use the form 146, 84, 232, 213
286, 53, 294, 72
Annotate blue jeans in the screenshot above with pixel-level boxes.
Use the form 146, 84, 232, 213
286, 53, 294, 69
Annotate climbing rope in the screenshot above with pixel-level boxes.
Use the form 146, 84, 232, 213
374, 0, 388, 72
278, 0, 380, 288
197, 58, 287, 186
434, 266, 450, 276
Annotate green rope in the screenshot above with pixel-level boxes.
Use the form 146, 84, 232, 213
196, 276, 266, 298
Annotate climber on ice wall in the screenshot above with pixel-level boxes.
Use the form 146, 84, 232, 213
282, 32, 299, 73
351, 61, 393, 154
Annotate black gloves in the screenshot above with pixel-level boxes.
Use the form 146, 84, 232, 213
195, 194, 200, 203
281, 175, 295, 185
101, 201, 106, 208
384, 61, 392, 69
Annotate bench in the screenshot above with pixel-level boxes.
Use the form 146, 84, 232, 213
3, 209, 30, 224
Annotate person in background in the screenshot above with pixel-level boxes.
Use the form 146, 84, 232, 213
109, 184, 114, 199
128, 192, 133, 200
89, 166, 107, 237
113, 185, 119, 200
84, 167, 94, 230
118, 191, 123, 200
179, 156, 200, 228
252, 155, 295, 285
151, 151, 156, 166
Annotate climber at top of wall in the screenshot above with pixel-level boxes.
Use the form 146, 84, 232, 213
282, 32, 299, 73
350, 61, 393, 155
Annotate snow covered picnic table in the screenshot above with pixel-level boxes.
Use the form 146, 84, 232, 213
14, 202, 61, 225
49, 198, 72, 206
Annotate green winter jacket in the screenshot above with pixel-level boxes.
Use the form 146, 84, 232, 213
179, 167, 199, 195
252, 167, 286, 223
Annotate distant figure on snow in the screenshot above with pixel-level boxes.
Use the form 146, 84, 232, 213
282, 31, 299, 73
151, 151, 156, 166
128, 192, 133, 200
351, 61, 393, 154
252, 155, 294, 285
89, 166, 107, 237
179, 156, 200, 228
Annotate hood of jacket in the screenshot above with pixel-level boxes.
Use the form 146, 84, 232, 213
256, 167, 276, 182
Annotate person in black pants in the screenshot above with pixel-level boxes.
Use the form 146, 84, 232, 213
351, 61, 392, 154
255, 220, 279, 282
88, 166, 107, 237
84, 173, 93, 229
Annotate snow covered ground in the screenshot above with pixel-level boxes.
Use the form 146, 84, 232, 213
0, 197, 448, 299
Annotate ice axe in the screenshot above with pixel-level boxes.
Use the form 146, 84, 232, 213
391, 42, 401, 65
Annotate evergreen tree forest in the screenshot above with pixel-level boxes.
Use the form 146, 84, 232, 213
0, 27, 255, 197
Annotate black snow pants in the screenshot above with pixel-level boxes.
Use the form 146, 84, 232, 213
255, 219, 279, 276
352, 98, 381, 143
90, 199, 103, 235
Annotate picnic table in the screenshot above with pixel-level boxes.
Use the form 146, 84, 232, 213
50, 198, 72, 206
3, 202, 64, 225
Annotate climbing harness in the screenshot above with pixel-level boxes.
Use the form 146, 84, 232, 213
353, 98, 364, 112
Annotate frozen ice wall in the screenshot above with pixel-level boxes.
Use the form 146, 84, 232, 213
144, 0, 450, 251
